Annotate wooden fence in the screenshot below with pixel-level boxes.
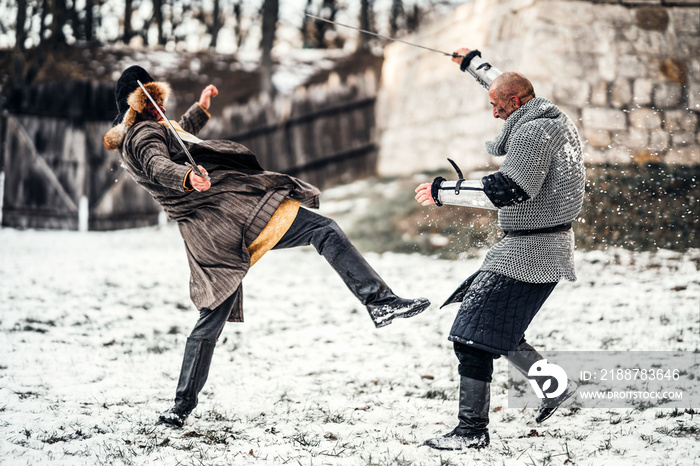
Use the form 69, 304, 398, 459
214, 69, 380, 190
1, 68, 381, 230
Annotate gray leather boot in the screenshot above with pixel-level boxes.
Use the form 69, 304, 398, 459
158, 337, 216, 427
424, 376, 490, 450
506, 341, 577, 423
330, 245, 430, 328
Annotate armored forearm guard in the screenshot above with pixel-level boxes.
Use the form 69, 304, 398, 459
431, 178, 498, 211
460, 50, 503, 90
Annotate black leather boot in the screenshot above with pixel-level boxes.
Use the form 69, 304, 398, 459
506, 341, 577, 423
158, 337, 216, 427
329, 245, 430, 328
424, 376, 490, 450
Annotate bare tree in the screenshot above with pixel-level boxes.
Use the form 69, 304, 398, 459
194, 0, 225, 49
51, 0, 69, 47
260, 0, 278, 99
405, 3, 422, 33
153, 0, 166, 46
359, 0, 374, 51
16, 0, 27, 51
124, 0, 135, 44
233, 1, 244, 49
39, 0, 50, 45
209, 0, 223, 49
389, 0, 403, 37
302, 0, 345, 49
82, 0, 95, 42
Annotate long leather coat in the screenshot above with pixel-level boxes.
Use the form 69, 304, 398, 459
120, 103, 321, 321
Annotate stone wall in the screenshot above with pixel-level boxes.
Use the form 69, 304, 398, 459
376, 0, 700, 175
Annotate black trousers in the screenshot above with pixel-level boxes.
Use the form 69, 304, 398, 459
187, 207, 352, 341
453, 342, 495, 383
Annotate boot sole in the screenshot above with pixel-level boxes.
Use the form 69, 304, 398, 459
375, 300, 430, 328
157, 414, 185, 428
536, 384, 578, 423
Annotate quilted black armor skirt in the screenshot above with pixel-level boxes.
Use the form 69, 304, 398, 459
446, 271, 557, 355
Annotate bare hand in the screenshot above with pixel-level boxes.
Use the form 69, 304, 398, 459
415, 183, 436, 206
189, 166, 211, 192
452, 47, 471, 65
198, 85, 219, 110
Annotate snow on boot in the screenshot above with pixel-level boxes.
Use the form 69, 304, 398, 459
158, 337, 216, 427
506, 342, 576, 423
158, 407, 188, 428
424, 376, 490, 451
424, 428, 490, 451
330, 245, 430, 328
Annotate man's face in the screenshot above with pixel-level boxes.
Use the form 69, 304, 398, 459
488, 87, 517, 121
144, 98, 166, 121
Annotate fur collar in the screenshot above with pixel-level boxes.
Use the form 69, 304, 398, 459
103, 81, 171, 151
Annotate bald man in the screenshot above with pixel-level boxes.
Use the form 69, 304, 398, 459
415, 49, 586, 450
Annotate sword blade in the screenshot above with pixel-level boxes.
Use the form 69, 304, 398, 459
305, 14, 462, 58
136, 80, 210, 181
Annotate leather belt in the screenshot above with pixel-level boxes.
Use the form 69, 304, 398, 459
504, 223, 572, 237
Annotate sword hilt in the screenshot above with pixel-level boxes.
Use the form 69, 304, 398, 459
186, 162, 211, 182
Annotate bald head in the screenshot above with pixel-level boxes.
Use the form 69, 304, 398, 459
490, 72, 535, 102
487, 72, 536, 120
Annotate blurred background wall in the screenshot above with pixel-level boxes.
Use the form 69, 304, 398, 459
0, 0, 698, 252
377, 0, 700, 175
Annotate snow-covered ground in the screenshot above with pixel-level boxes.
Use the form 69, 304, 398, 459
1, 191, 699, 465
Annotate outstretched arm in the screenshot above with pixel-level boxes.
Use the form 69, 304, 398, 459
198, 84, 219, 111
415, 179, 497, 210
451, 47, 502, 90
179, 84, 219, 135
415, 171, 531, 210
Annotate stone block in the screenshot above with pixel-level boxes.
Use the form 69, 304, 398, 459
553, 80, 591, 107
632, 30, 670, 56
688, 83, 700, 112
613, 127, 649, 149
591, 81, 609, 107
664, 145, 700, 165
649, 130, 670, 152
582, 147, 608, 165
671, 5, 700, 34
663, 109, 698, 132
634, 6, 670, 32
606, 146, 637, 164
671, 132, 695, 146
617, 55, 649, 78
633, 79, 654, 106
653, 83, 683, 108
582, 108, 628, 131
610, 78, 632, 109
629, 108, 662, 129
596, 53, 618, 82
585, 129, 612, 148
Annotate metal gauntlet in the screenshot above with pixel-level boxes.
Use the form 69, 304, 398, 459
460, 50, 503, 90
431, 178, 498, 211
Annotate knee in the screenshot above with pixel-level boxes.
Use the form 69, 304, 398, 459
314, 218, 351, 257
454, 342, 494, 383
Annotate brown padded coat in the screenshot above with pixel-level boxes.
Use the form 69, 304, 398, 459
120, 103, 321, 321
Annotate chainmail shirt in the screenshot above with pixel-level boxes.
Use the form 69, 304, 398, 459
480, 97, 585, 283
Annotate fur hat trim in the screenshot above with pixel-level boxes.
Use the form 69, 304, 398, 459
126, 81, 171, 115
102, 82, 170, 151
103, 123, 127, 151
